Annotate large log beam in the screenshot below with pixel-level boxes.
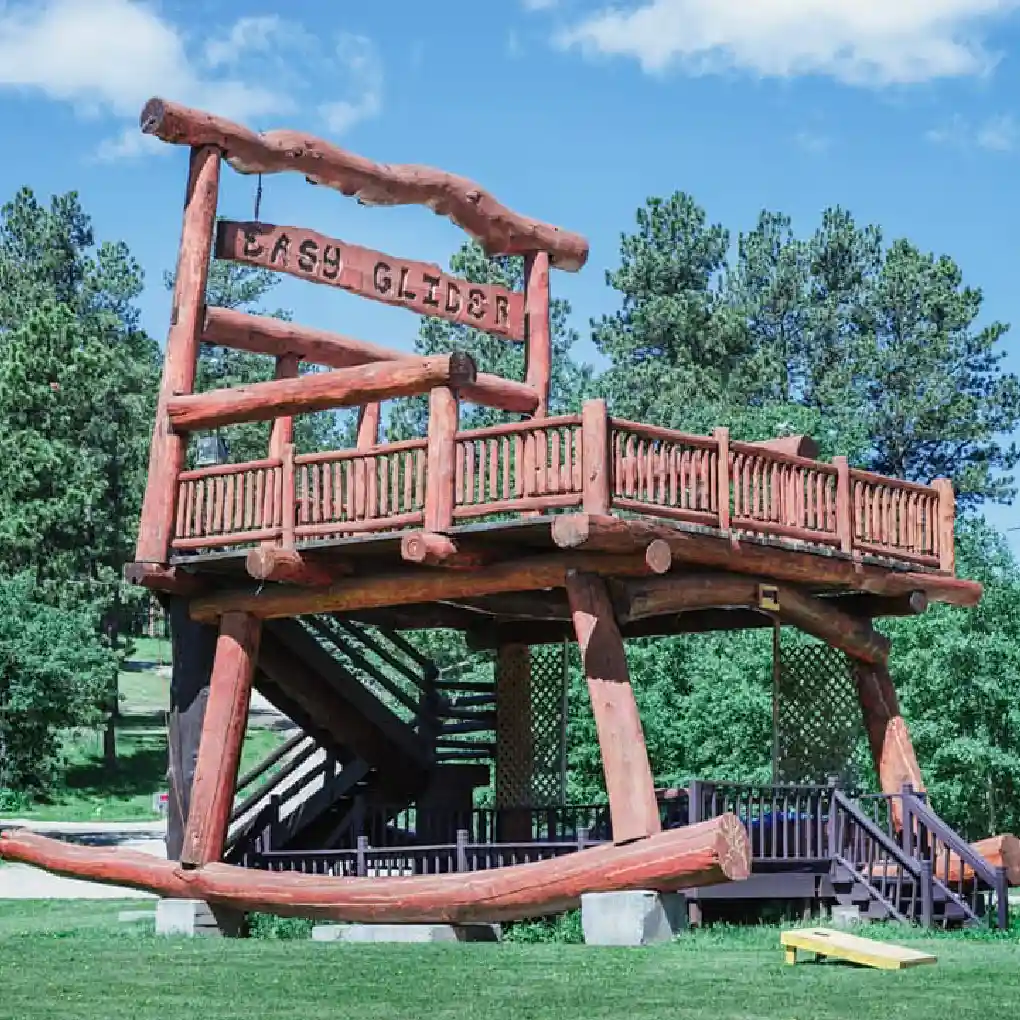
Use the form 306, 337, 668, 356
1, 814, 748, 924
167, 353, 477, 431
190, 553, 668, 623
135, 145, 220, 564
140, 98, 589, 272
550, 513, 982, 608
124, 562, 203, 596
202, 308, 540, 414
617, 572, 889, 664
245, 547, 343, 587
852, 661, 924, 819
566, 571, 661, 844
400, 531, 492, 570
180, 612, 261, 866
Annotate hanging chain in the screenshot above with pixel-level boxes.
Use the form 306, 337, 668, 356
254, 173, 263, 222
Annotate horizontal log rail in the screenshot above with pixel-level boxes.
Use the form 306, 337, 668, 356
165, 404, 956, 574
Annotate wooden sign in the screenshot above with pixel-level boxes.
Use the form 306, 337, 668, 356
758, 584, 780, 612
215, 221, 526, 341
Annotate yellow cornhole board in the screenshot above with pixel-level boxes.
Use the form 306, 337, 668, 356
781, 928, 937, 970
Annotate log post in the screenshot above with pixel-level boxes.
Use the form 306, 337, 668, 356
357, 402, 381, 449
833, 456, 852, 554
165, 596, 218, 862
851, 660, 924, 827
424, 386, 458, 532
523, 251, 551, 418
136, 145, 221, 564
495, 644, 533, 843
565, 571, 660, 844
281, 443, 296, 549
714, 427, 730, 533
264, 354, 299, 552
180, 612, 262, 867
581, 399, 610, 516
933, 478, 955, 574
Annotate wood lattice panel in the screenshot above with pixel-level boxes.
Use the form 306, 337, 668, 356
774, 639, 863, 786
495, 644, 567, 808
529, 643, 567, 807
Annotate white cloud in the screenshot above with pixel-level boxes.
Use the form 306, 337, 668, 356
927, 112, 1019, 151
552, 0, 1020, 86
0, 1, 385, 160
794, 129, 831, 154
318, 34, 383, 135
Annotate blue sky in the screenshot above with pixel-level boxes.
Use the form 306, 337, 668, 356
3, 0, 1020, 543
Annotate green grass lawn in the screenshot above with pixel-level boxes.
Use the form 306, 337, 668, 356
0, 902, 1018, 1020
8, 638, 286, 823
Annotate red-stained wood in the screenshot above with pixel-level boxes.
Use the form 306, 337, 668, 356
167, 353, 476, 431
400, 531, 492, 570
960, 835, 1020, 886
135, 145, 220, 564
549, 513, 982, 608
0, 813, 748, 924
264, 354, 299, 552
141, 98, 589, 272
750, 435, 820, 459
852, 661, 924, 821
715, 427, 731, 533
565, 571, 661, 844
933, 477, 956, 574
245, 546, 342, 586
582, 399, 610, 516
180, 612, 262, 867
201, 308, 540, 415
644, 539, 673, 575
424, 387, 458, 533
357, 402, 381, 449
189, 553, 673, 624
617, 572, 889, 664
523, 251, 551, 417
833, 456, 853, 553
123, 562, 203, 596
217, 221, 526, 340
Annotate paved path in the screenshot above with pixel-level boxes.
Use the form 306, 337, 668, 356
0, 822, 167, 900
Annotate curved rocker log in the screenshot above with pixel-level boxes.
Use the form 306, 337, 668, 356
139, 98, 589, 272
0, 816, 749, 924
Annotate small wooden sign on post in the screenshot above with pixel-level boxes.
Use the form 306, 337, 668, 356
758, 584, 780, 613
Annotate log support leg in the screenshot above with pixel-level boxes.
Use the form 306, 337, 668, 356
852, 661, 924, 826
180, 612, 262, 867
166, 597, 218, 862
565, 571, 661, 844
495, 644, 533, 843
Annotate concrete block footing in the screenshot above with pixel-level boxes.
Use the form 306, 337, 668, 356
311, 923, 501, 943
580, 890, 686, 946
155, 899, 246, 938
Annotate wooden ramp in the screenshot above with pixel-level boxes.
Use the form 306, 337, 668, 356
781, 928, 937, 970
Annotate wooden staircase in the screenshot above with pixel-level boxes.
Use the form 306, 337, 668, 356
225, 616, 495, 862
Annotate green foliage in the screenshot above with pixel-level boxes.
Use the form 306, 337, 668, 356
501, 910, 583, 944
171, 258, 355, 465
0, 573, 113, 793
247, 912, 314, 940
387, 242, 593, 439
886, 518, 1020, 839
595, 194, 1020, 506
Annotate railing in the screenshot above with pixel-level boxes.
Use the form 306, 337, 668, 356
172, 457, 283, 549
295, 439, 427, 539
453, 416, 583, 520
691, 780, 834, 862
850, 469, 942, 567
169, 402, 954, 572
